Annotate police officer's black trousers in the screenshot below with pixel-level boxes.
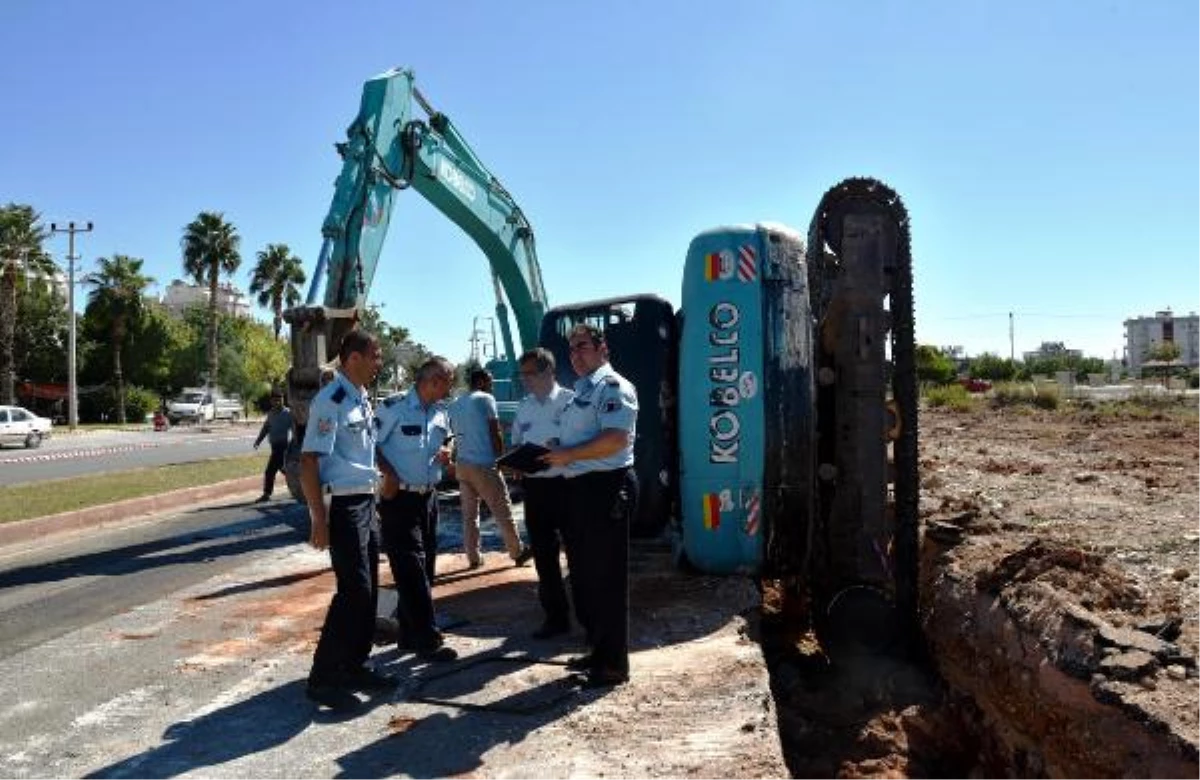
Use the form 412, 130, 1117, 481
523, 476, 570, 626
310, 494, 379, 685
262, 443, 286, 496
569, 468, 633, 675
379, 491, 440, 649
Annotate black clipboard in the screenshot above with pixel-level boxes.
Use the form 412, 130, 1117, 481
496, 442, 551, 474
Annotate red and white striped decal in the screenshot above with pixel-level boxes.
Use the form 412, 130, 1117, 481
737, 245, 757, 282
744, 492, 761, 536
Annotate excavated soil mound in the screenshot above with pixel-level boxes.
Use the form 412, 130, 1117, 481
765, 399, 1198, 778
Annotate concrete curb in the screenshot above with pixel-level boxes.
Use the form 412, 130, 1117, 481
0, 476, 261, 548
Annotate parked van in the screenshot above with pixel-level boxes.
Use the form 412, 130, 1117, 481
167, 387, 243, 424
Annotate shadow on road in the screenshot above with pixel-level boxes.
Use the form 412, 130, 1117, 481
83, 679, 377, 779
0, 504, 307, 591
189, 568, 327, 602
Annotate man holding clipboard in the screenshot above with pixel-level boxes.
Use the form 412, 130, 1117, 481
503, 348, 578, 640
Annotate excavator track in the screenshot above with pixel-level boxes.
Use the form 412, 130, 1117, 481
805, 177, 918, 657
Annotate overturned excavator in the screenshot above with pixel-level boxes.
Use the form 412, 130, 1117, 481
283, 68, 918, 654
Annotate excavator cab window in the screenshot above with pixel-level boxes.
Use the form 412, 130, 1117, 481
538, 294, 677, 537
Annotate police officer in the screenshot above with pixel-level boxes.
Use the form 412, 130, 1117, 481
542, 324, 638, 688
299, 329, 395, 711
375, 356, 459, 662
510, 347, 577, 639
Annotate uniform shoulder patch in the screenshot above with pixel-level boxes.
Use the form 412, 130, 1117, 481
331, 386, 347, 404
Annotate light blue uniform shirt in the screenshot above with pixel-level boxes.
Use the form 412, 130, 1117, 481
449, 390, 499, 467
375, 389, 452, 487
560, 363, 638, 477
511, 383, 575, 479
300, 371, 377, 491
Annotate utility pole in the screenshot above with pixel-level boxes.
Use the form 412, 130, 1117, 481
49, 221, 93, 431
1009, 311, 1014, 362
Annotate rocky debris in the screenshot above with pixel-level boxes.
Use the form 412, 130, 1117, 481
1097, 622, 1179, 660
1099, 650, 1159, 680
915, 404, 1198, 778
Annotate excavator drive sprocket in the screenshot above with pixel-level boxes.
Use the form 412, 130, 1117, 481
805, 177, 918, 659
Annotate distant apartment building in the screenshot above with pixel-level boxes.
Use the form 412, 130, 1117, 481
1022, 341, 1083, 364
1124, 309, 1199, 375
160, 280, 251, 319
18, 263, 68, 301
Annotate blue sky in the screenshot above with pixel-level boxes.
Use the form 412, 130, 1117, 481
3, 0, 1196, 364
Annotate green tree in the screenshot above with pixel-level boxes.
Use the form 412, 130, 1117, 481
915, 344, 957, 386
216, 316, 289, 407
14, 280, 68, 384
248, 243, 305, 340
239, 322, 290, 400
0, 204, 53, 403
181, 211, 241, 392
124, 304, 191, 400
1074, 356, 1106, 382
377, 319, 413, 391
1147, 341, 1182, 362
84, 254, 154, 423
967, 352, 1018, 382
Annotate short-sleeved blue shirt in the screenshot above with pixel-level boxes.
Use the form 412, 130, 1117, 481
300, 371, 377, 490
511, 383, 574, 479
559, 363, 638, 477
375, 388, 452, 487
449, 390, 499, 466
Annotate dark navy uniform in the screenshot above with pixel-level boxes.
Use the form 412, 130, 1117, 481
375, 388, 451, 653
560, 363, 638, 678
301, 371, 379, 688
512, 382, 575, 631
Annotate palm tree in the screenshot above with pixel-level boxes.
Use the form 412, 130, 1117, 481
181, 212, 241, 392
248, 243, 306, 340
0, 204, 53, 404
86, 255, 154, 424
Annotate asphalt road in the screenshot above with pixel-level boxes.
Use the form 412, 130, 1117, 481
0, 423, 261, 487
0, 496, 308, 661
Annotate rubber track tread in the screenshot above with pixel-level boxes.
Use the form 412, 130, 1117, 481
805, 177, 919, 627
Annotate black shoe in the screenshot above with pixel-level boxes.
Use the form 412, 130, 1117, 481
579, 668, 629, 689
254, 494, 271, 504
514, 546, 535, 566
417, 645, 459, 663
343, 665, 399, 692
531, 620, 570, 640
305, 682, 360, 711
564, 653, 594, 671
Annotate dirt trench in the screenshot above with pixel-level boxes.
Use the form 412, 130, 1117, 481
757, 402, 1199, 778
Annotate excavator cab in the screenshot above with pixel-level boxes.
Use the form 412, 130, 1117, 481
538, 295, 678, 540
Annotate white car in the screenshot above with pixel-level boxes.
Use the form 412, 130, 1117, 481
0, 405, 53, 449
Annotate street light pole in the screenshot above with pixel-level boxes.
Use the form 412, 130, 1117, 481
49, 220, 93, 431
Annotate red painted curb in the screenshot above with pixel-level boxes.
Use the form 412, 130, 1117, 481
0, 476, 262, 547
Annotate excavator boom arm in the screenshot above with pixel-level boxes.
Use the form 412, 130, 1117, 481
306, 67, 547, 349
